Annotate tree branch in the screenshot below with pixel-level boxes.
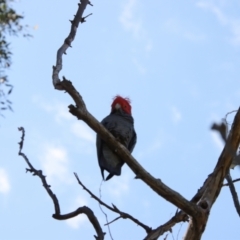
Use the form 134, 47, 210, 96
52, 0, 92, 90
184, 109, 240, 239
58, 79, 203, 219
211, 121, 240, 216
48, 1, 240, 238
18, 127, 105, 240
143, 210, 188, 240
225, 173, 240, 216
223, 178, 240, 186
74, 172, 152, 233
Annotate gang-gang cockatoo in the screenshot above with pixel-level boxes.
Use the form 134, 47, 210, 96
96, 96, 137, 181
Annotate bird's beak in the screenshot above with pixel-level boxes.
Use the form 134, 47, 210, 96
114, 103, 121, 110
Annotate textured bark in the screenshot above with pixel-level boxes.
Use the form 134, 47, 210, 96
183, 109, 240, 239
52, 0, 91, 90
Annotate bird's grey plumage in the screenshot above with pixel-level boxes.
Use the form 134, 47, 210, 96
96, 108, 137, 181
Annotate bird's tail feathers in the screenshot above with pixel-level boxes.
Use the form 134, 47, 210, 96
101, 168, 105, 181
105, 173, 114, 181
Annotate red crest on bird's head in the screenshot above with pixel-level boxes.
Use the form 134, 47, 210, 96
111, 95, 132, 115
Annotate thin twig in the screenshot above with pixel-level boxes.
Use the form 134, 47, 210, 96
74, 172, 152, 233
224, 110, 238, 126
223, 178, 240, 186
98, 180, 114, 240
176, 222, 183, 240
104, 216, 121, 226
225, 173, 240, 216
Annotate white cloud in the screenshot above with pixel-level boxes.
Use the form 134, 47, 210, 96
0, 169, 10, 195
137, 138, 162, 159
119, 0, 153, 52
196, 2, 227, 24
171, 107, 182, 123
132, 58, 146, 74
40, 145, 72, 184
149, 139, 162, 152
164, 18, 206, 43
145, 41, 153, 54
71, 122, 95, 143
34, 96, 95, 154
164, 18, 181, 35
197, 1, 240, 45
230, 20, 240, 45
66, 196, 88, 229
33, 96, 73, 123
119, 0, 142, 38
183, 32, 206, 42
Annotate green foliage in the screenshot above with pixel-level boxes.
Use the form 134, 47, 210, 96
0, 0, 30, 116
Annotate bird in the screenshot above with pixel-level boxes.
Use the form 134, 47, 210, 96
96, 95, 137, 181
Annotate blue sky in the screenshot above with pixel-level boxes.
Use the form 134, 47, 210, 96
1, 0, 240, 239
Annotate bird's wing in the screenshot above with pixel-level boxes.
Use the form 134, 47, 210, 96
128, 129, 137, 153
96, 133, 105, 179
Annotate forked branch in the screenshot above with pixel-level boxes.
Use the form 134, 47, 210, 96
74, 172, 152, 233
18, 127, 105, 240
211, 122, 240, 217
58, 79, 203, 219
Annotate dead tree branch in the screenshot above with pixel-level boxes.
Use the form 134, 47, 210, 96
225, 173, 240, 216
18, 127, 105, 240
74, 172, 152, 234
211, 122, 240, 217
52, 0, 92, 90
143, 211, 188, 240
47, 1, 240, 238
58, 79, 203, 220
183, 109, 240, 239
50, 0, 202, 225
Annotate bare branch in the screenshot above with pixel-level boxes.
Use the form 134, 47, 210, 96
104, 216, 121, 226
223, 178, 240, 186
184, 110, 240, 239
18, 127, 105, 240
52, 207, 105, 240
74, 172, 152, 233
58, 78, 202, 219
211, 121, 240, 216
98, 180, 114, 240
143, 211, 188, 240
48, 1, 240, 238
50, 0, 201, 221
18, 127, 61, 215
225, 173, 240, 216
225, 110, 238, 125
52, 0, 91, 89
143, 180, 212, 240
